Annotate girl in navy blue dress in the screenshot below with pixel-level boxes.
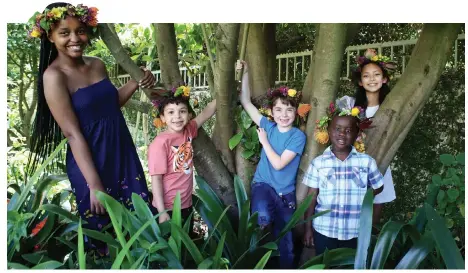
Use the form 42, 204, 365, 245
27, 2, 156, 250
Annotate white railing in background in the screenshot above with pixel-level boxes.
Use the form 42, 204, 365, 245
113, 34, 465, 88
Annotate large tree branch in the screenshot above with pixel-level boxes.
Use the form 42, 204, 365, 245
213, 23, 240, 174
366, 23, 461, 172
296, 24, 348, 203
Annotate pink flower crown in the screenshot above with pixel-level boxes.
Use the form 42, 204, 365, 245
355, 48, 398, 77
28, 4, 98, 39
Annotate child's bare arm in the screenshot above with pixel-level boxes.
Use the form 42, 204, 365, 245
257, 128, 297, 170
373, 185, 384, 196
237, 60, 263, 126
194, 99, 217, 129
151, 175, 170, 223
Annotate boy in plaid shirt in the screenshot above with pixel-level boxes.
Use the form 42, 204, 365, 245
302, 96, 384, 255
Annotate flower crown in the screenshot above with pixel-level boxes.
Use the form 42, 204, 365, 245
314, 96, 372, 152
356, 48, 398, 77
151, 84, 191, 111
28, 4, 98, 39
265, 86, 302, 107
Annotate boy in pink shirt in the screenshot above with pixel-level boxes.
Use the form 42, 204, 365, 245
148, 86, 216, 227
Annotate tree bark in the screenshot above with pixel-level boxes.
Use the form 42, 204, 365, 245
99, 23, 237, 210
366, 23, 461, 173
213, 24, 240, 174
152, 23, 237, 210
296, 24, 348, 203
264, 23, 277, 87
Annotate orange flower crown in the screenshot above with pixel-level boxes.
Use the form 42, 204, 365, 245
28, 4, 98, 39
151, 84, 193, 128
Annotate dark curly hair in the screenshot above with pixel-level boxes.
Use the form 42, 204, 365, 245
158, 96, 190, 116
352, 62, 391, 108
270, 95, 299, 109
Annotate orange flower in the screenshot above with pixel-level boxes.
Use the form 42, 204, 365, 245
314, 129, 329, 144
87, 18, 98, 27
297, 104, 311, 118
153, 118, 165, 128
88, 7, 98, 16
31, 217, 48, 237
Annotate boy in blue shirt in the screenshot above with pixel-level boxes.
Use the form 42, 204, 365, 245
236, 60, 306, 269
302, 96, 384, 255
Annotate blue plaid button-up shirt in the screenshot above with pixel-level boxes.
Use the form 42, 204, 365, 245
302, 146, 384, 240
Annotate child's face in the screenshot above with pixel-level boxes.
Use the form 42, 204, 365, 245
160, 102, 189, 133
328, 116, 359, 152
359, 63, 387, 93
271, 99, 296, 129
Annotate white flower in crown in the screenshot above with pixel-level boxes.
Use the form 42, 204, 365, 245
335, 96, 356, 115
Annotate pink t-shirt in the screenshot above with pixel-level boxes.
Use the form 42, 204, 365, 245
148, 119, 198, 210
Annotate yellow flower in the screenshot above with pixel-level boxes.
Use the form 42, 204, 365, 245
30, 26, 42, 38
50, 7, 65, 19
371, 55, 379, 62
314, 129, 329, 144
354, 141, 365, 153
183, 86, 190, 97
192, 98, 199, 108
287, 89, 297, 97
351, 107, 360, 117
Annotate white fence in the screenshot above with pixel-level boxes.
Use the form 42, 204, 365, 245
114, 33, 465, 88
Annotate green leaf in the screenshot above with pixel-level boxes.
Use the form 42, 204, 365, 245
241, 150, 255, 159
437, 190, 446, 204
41, 203, 81, 223
32, 174, 68, 212
8, 262, 30, 269
440, 154, 455, 166
395, 232, 435, 269
142, 55, 153, 62
170, 224, 204, 265
198, 257, 213, 269
77, 219, 86, 270
81, 228, 119, 248
455, 153, 465, 165
130, 253, 147, 269
111, 214, 158, 269
254, 250, 272, 269
445, 218, 454, 228
370, 221, 405, 269
459, 204, 465, 217
261, 242, 278, 250
170, 192, 182, 260
241, 110, 253, 129
306, 264, 326, 269
31, 260, 63, 269
354, 189, 374, 269
424, 203, 465, 269
212, 231, 227, 269
229, 133, 243, 150
22, 251, 52, 265
104, 199, 134, 265
54, 236, 78, 251
446, 188, 459, 201
432, 175, 442, 186
234, 175, 248, 219
131, 192, 160, 240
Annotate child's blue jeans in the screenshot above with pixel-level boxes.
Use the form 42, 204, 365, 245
251, 182, 296, 269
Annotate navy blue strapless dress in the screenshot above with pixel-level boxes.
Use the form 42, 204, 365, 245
66, 78, 151, 231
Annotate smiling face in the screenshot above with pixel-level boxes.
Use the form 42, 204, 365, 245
328, 115, 359, 154
160, 102, 189, 133
48, 16, 89, 59
270, 97, 296, 130
359, 62, 388, 93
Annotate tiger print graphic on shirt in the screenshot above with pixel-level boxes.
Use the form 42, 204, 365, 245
170, 137, 193, 174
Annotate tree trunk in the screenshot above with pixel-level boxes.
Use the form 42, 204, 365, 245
99, 23, 237, 210
153, 24, 237, 210
296, 24, 348, 203
366, 23, 461, 173
264, 23, 277, 87
213, 23, 240, 174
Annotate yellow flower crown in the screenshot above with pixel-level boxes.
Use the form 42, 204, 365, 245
28, 4, 99, 39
